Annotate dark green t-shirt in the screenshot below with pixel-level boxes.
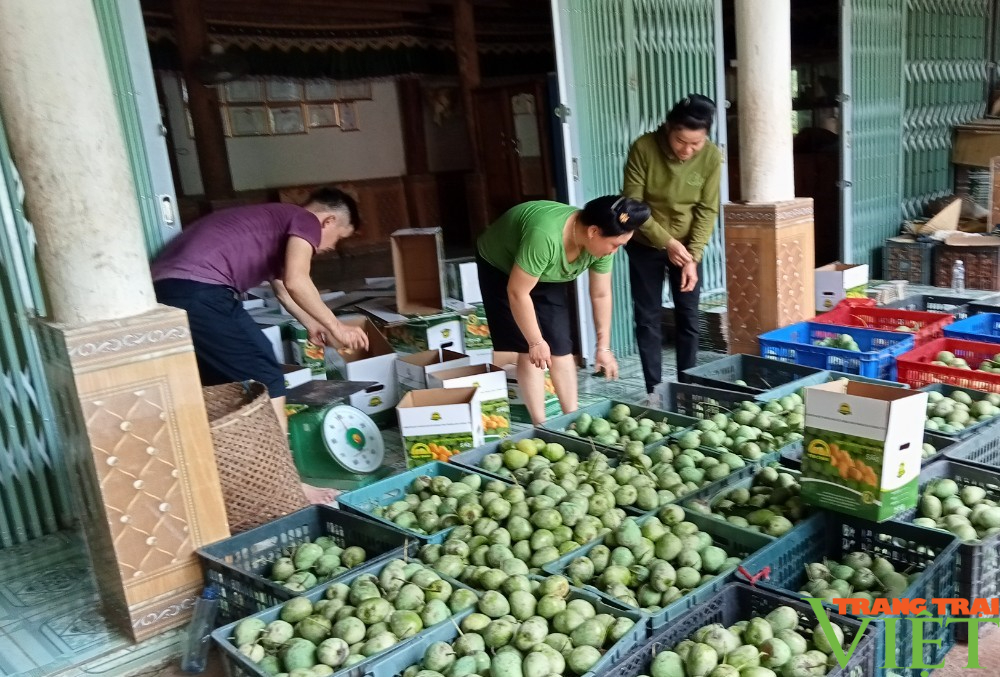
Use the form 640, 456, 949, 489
476, 201, 614, 283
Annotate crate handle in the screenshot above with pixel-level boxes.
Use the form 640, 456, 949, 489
737, 565, 771, 586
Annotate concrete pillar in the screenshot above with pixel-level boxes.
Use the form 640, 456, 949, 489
0, 0, 229, 641
734, 0, 795, 203
726, 0, 814, 354
0, 0, 155, 325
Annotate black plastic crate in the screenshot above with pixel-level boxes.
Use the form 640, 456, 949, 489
197, 505, 413, 623
944, 417, 1000, 471
757, 512, 960, 677
896, 459, 1000, 642
606, 582, 876, 677
658, 381, 759, 419
880, 293, 977, 319
968, 295, 1000, 316
883, 237, 937, 285
682, 354, 825, 396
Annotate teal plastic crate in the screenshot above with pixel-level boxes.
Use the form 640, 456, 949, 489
211, 557, 478, 677
541, 508, 774, 629
921, 383, 1000, 439
759, 370, 908, 401
681, 354, 825, 396
338, 461, 507, 544
197, 505, 415, 624
684, 467, 812, 538
540, 398, 699, 451
605, 582, 876, 677
756, 512, 960, 677
758, 321, 915, 380
363, 582, 649, 677
895, 459, 1000, 642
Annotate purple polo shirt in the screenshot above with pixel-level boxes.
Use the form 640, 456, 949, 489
152, 203, 322, 293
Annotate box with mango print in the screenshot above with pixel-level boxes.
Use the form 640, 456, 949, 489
397, 387, 485, 468
428, 364, 510, 442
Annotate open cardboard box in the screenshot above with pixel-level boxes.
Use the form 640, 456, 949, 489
395, 349, 471, 392
815, 263, 869, 312
358, 298, 464, 354
281, 364, 312, 390
392, 228, 447, 315
428, 363, 510, 441
324, 316, 399, 420
397, 386, 485, 468
800, 380, 927, 522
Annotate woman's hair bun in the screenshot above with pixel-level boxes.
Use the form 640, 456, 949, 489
580, 195, 651, 236
667, 93, 716, 131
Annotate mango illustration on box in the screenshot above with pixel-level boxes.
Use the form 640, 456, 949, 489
368, 396, 382, 408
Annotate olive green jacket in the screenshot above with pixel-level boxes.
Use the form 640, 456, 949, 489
622, 127, 723, 262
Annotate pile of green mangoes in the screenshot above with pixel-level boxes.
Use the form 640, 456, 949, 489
977, 352, 1000, 374
397, 575, 637, 677
560, 509, 743, 613
687, 467, 805, 537
929, 349, 1000, 374
913, 476, 1000, 543
228, 558, 477, 675
268, 539, 368, 591
924, 387, 1000, 435
797, 551, 917, 605
812, 333, 861, 352
633, 604, 855, 677
369, 472, 493, 537
668, 397, 805, 461
560, 403, 688, 450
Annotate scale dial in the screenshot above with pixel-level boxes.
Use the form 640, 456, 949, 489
320, 405, 385, 474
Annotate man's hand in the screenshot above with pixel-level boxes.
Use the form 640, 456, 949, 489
595, 350, 619, 380
666, 238, 694, 267
312, 322, 370, 351
680, 261, 699, 293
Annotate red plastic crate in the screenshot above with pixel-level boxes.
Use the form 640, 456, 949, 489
813, 300, 953, 346
896, 337, 1000, 393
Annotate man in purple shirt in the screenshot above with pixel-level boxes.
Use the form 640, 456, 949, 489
152, 187, 367, 503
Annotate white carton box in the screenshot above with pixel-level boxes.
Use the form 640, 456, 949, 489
445, 258, 482, 305
800, 380, 927, 522
324, 316, 399, 420
428, 364, 510, 441
259, 325, 284, 364
503, 364, 561, 423
815, 263, 870, 312
282, 364, 312, 390
397, 387, 485, 468
395, 349, 472, 392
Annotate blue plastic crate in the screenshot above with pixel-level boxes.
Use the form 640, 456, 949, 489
211, 556, 478, 677
364, 582, 648, 677
942, 312, 1000, 344
197, 505, 415, 624
541, 508, 774, 629
338, 461, 508, 544
681, 354, 825, 396
605, 582, 876, 677
758, 321, 916, 380
756, 512, 960, 677
540, 398, 699, 451
450, 427, 620, 482
895, 460, 1000, 643
758, 369, 908, 401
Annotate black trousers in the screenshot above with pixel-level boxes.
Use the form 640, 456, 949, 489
626, 240, 702, 393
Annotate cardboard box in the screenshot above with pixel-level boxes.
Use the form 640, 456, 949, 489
466, 349, 495, 366
800, 380, 928, 522
504, 364, 561, 423
396, 349, 472, 392
391, 228, 446, 315
397, 387, 485, 468
260, 325, 284, 364
446, 257, 482, 305
288, 321, 327, 380
815, 263, 869, 312
282, 364, 312, 390
324, 316, 399, 421
359, 299, 464, 354
428, 364, 510, 441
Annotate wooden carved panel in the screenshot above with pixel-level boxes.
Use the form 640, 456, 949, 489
725, 240, 763, 350
776, 239, 807, 327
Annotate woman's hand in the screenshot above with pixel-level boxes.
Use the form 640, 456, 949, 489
680, 261, 699, 293
667, 238, 693, 268
528, 340, 551, 370
595, 350, 619, 380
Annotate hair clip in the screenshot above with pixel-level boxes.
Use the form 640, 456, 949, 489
618, 212, 629, 224
611, 196, 625, 212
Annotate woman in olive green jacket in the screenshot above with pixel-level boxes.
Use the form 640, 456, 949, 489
622, 94, 723, 404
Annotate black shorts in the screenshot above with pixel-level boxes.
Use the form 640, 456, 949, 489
476, 255, 574, 356
153, 278, 287, 397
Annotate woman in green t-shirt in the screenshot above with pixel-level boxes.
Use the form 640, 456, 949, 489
477, 195, 651, 424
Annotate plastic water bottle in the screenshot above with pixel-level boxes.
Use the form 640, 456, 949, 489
951, 259, 966, 293
180, 585, 220, 673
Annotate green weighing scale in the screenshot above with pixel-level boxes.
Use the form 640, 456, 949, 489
286, 380, 392, 491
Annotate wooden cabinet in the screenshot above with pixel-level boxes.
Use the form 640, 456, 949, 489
473, 80, 555, 221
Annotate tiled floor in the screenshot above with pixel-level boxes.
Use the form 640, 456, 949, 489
2, 342, 996, 676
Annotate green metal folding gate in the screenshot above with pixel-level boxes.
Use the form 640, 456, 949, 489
0, 117, 75, 548
552, 0, 727, 358
844, 0, 990, 269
